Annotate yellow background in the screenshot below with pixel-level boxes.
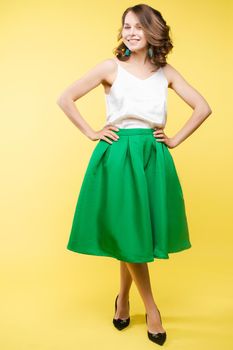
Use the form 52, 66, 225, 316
1, 0, 233, 349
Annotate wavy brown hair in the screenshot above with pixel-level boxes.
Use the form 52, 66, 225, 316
113, 4, 173, 68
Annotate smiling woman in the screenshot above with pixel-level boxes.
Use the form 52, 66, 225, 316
57, 2, 212, 346
113, 5, 173, 67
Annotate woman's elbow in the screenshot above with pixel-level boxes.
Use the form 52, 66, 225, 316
200, 101, 212, 118
56, 94, 70, 106
205, 105, 212, 117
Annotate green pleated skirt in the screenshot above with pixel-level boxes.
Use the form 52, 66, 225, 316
67, 128, 192, 263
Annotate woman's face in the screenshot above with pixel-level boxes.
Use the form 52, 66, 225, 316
121, 11, 148, 52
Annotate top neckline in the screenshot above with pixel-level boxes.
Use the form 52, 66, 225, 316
114, 58, 161, 82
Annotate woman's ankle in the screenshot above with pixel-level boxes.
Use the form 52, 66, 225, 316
118, 292, 130, 302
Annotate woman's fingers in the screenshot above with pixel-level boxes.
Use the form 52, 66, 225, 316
153, 128, 164, 134
153, 129, 165, 137
108, 126, 119, 132
101, 135, 113, 144
104, 130, 120, 141
98, 126, 120, 144
153, 129, 167, 143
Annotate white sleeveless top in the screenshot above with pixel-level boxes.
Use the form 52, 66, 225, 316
104, 58, 168, 129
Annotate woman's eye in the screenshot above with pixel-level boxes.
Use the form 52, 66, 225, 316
124, 26, 142, 29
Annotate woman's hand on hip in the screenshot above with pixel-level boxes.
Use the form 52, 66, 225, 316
90, 125, 120, 144
153, 128, 177, 149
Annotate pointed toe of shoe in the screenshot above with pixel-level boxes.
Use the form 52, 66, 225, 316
113, 316, 130, 330
145, 313, 167, 345
147, 330, 167, 346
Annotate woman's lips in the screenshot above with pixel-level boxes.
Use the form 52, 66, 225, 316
128, 39, 140, 42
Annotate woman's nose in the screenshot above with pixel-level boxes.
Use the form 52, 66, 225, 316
129, 27, 137, 35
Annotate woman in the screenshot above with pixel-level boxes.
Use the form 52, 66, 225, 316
57, 4, 212, 346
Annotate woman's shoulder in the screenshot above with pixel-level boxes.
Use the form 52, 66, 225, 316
92, 58, 118, 88
89, 57, 117, 70
99, 57, 118, 67
84, 58, 117, 82
162, 63, 180, 75
162, 63, 183, 88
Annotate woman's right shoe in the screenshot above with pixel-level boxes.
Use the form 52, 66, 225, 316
113, 294, 130, 330
145, 312, 167, 346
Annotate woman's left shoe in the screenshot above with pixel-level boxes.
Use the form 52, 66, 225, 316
112, 294, 130, 330
145, 313, 167, 346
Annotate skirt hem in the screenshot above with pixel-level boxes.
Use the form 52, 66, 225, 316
66, 242, 192, 263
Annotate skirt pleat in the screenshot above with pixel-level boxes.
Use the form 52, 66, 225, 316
67, 128, 192, 263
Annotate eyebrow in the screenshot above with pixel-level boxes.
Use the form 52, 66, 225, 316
124, 22, 141, 25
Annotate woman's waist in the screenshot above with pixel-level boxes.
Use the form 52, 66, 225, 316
105, 114, 166, 129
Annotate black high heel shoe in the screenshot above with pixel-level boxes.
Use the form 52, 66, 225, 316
145, 310, 167, 346
112, 294, 130, 330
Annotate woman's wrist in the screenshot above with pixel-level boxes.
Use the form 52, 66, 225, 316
82, 128, 96, 140
169, 137, 180, 148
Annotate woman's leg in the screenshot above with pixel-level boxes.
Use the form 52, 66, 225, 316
125, 262, 166, 333
114, 261, 133, 319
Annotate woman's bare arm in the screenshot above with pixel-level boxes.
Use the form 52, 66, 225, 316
56, 59, 115, 140
164, 64, 212, 147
